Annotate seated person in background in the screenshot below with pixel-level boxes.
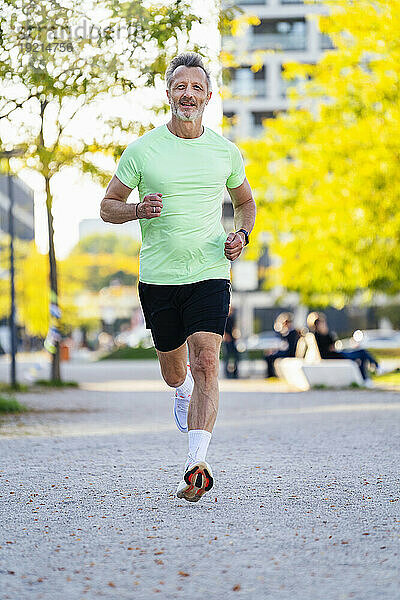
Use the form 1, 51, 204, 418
265, 312, 300, 378
307, 312, 379, 382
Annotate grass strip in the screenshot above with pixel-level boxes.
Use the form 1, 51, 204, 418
0, 395, 28, 413
99, 346, 157, 360
34, 380, 79, 388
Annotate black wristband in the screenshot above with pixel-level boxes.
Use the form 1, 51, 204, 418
135, 202, 140, 219
236, 228, 249, 246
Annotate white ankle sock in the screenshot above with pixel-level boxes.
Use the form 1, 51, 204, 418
175, 365, 193, 397
187, 429, 212, 465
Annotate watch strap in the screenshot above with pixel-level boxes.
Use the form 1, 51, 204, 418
236, 228, 249, 246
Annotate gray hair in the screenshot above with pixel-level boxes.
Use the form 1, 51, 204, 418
165, 52, 212, 91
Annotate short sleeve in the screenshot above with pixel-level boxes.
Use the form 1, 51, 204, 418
226, 143, 245, 189
115, 145, 141, 189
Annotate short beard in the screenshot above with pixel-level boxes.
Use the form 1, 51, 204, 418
170, 98, 206, 122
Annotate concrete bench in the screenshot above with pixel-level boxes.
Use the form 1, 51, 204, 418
275, 333, 363, 391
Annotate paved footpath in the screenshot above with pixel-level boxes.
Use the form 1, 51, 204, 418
0, 360, 399, 600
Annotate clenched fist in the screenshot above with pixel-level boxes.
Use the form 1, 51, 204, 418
224, 231, 245, 261
137, 193, 163, 219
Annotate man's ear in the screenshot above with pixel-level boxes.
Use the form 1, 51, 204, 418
206, 90, 212, 105
166, 89, 170, 102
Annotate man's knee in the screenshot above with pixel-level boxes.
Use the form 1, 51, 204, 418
162, 370, 186, 388
160, 364, 186, 388
191, 348, 219, 380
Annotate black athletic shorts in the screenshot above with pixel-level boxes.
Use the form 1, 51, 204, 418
138, 278, 231, 352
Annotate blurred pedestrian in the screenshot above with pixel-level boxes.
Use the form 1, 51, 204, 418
223, 306, 240, 378
265, 312, 300, 378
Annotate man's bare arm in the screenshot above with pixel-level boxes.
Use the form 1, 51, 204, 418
224, 178, 256, 261
227, 177, 256, 235
100, 176, 163, 223
100, 176, 136, 223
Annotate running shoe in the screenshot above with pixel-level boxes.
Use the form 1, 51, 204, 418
176, 461, 214, 503
173, 392, 190, 433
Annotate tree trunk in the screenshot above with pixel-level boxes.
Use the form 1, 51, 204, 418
45, 176, 61, 381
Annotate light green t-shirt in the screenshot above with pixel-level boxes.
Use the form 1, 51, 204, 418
115, 124, 245, 285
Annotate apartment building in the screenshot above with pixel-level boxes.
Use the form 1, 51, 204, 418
222, 0, 332, 139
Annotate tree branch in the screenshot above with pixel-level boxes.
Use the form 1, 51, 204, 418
0, 94, 37, 120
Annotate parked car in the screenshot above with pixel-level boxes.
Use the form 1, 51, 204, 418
115, 325, 153, 349
338, 329, 400, 350
237, 331, 282, 354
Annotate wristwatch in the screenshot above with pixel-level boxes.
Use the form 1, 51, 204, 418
236, 228, 249, 246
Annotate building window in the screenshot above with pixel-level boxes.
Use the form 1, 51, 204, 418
254, 65, 266, 80
252, 111, 275, 128
253, 65, 267, 97
320, 33, 335, 50
223, 111, 236, 126
231, 65, 267, 97
252, 18, 307, 51
223, 112, 238, 138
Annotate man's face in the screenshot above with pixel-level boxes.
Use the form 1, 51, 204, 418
166, 66, 212, 122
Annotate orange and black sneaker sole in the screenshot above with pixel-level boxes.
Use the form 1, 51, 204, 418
176, 461, 214, 503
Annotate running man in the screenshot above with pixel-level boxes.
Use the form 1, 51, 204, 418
100, 52, 256, 502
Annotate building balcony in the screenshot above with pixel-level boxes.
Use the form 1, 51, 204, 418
251, 18, 307, 51
251, 32, 306, 51
232, 77, 267, 98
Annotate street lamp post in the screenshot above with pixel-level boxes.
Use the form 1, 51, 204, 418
0, 148, 25, 388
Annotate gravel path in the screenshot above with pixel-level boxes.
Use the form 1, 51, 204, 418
0, 362, 399, 599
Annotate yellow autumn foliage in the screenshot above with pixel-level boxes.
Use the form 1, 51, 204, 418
0, 240, 139, 337
241, 0, 400, 307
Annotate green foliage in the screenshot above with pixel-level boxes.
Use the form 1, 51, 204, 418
99, 346, 157, 360
60, 247, 138, 293
73, 234, 140, 257
241, 0, 400, 307
0, 0, 204, 180
34, 379, 79, 388
0, 383, 29, 393
0, 396, 28, 413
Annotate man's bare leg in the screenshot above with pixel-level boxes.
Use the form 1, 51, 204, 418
176, 331, 221, 502
157, 342, 194, 433
186, 331, 221, 432
156, 342, 187, 388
